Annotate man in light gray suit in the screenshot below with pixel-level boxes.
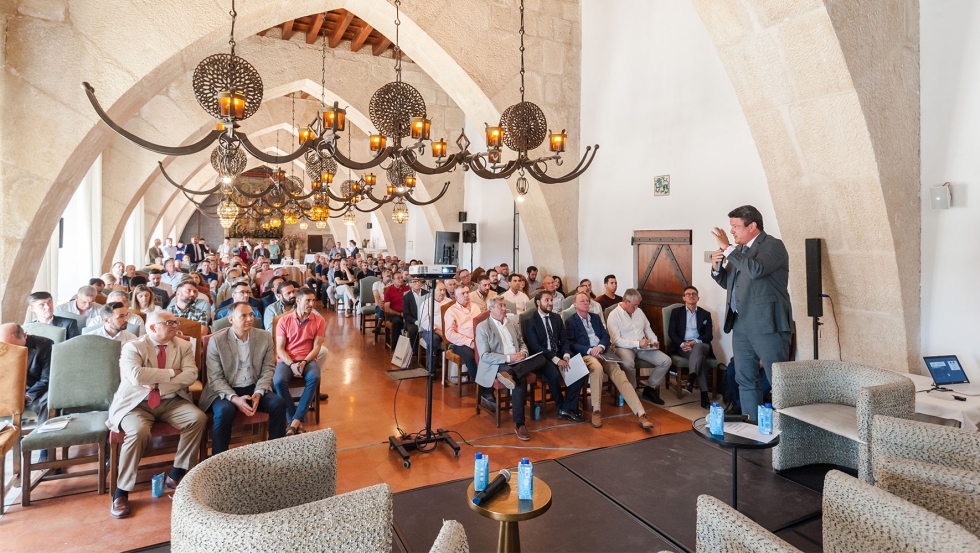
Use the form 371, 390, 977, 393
476, 296, 548, 441
106, 311, 207, 519
711, 205, 792, 421
201, 302, 287, 456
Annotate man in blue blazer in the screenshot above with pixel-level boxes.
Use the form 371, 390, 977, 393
668, 286, 716, 408
711, 205, 792, 421
565, 292, 653, 429
523, 290, 585, 423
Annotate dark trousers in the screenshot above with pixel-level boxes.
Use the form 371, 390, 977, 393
540, 360, 585, 413
502, 355, 549, 426
27, 392, 48, 425
405, 323, 419, 348
677, 343, 713, 389
388, 314, 406, 345
273, 361, 321, 423
451, 344, 478, 378
733, 323, 791, 421
726, 359, 771, 408
209, 385, 287, 455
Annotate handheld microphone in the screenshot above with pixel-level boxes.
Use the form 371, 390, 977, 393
472, 469, 511, 505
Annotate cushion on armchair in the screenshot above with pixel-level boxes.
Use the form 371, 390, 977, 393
778, 403, 861, 443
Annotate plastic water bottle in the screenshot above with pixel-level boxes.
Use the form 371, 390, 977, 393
709, 402, 724, 435
618, 394, 624, 407
534, 405, 541, 420
151, 473, 165, 498
517, 458, 533, 500
474, 452, 489, 492
758, 403, 773, 435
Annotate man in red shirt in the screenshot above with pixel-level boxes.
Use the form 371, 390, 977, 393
383, 272, 411, 346
273, 287, 325, 435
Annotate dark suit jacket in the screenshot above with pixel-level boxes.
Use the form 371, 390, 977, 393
186, 243, 206, 264
711, 231, 792, 334
150, 286, 170, 309
25, 335, 53, 400
50, 315, 81, 340
564, 311, 611, 357
403, 290, 422, 326
667, 306, 715, 356
523, 311, 570, 360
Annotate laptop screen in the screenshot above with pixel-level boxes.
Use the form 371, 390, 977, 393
924, 355, 969, 385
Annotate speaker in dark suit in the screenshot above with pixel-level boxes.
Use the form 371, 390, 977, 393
523, 305, 585, 421
711, 205, 792, 421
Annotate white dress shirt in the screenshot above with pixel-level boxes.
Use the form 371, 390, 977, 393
160, 271, 184, 290
91, 325, 137, 343
230, 331, 255, 389
713, 233, 760, 276
491, 316, 518, 356
87, 313, 145, 334
419, 297, 452, 331
539, 312, 569, 365
501, 290, 530, 313
56, 300, 102, 324
606, 305, 659, 349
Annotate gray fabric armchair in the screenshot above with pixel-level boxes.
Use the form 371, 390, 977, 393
429, 520, 470, 553
171, 429, 392, 553
695, 494, 801, 552
871, 415, 980, 536
771, 360, 914, 482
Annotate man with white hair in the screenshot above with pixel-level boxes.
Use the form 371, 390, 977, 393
106, 311, 207, 518
56, 285, 101, 325
89, 302, 138, 343
606, 288, 672, 405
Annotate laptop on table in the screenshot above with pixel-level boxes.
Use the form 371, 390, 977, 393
923, 355, 980, 396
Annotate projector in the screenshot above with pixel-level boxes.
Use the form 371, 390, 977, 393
409, 265, 457, 279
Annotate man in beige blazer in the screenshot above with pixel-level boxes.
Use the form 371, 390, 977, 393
106, 311, 206, 519
200, 302, 286, 456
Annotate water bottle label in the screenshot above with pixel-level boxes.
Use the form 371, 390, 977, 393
618, 394, 624, 406
534, 406, 541, 420
152, 473, 165, 498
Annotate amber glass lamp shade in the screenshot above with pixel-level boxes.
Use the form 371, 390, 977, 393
486, 125, 504, 149
323, 106, 346, 132
321, 172, 334, 184
386, 184, 396, 195
351, 181, 361, 193
488, 148, 502, 164
364, 173, 377, 187
299, 126, 316, 144
410, 116, 432, 140
432, 139, 448, 159
217, 89, 247, 120
273, 168, 286, 182
404, 175, 416, 189
369, 133, 387, 152
549, 130, 567, 153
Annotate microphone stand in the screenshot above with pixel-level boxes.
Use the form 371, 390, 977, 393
388, 275, 460, 468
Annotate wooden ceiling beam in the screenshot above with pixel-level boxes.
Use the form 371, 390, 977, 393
305, 14, 325, 44
328, 10, 356, 48
281, 20, 295, 41
372, 37, 391, 56
350, 24, 373, 52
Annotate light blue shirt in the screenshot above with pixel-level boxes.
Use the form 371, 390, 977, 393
683, 307, 702, 343
579, 314, 601, 348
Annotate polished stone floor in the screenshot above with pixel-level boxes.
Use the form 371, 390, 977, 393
0, 307, 700, 552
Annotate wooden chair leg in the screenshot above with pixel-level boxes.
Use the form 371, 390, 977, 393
97, 443, 107, 495
21, 451, 31, 507
0, 456, 5, 514
475, 384, 482, 415
495, 388, 502, 428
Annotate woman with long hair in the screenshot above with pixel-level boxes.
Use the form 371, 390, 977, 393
131, 284, 162, 314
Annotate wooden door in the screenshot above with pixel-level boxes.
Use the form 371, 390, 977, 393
308, 234, 323, 254
632, 230, 692, 343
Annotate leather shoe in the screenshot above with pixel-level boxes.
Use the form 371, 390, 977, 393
642, 386, 665, 405
515, 425, 530, 441
637, 413, 654, 429
591, 411, 603, 428
165, 475, 181, 489
110, 496, 131, 519
319, 393, 329, 401
480, 395, 497, 412
558, 409, 584, 423
700, 391, 710, 409
685, 376, 696, 393
496, 371, 516, 390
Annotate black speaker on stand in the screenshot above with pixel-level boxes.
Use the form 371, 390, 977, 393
805, 238, 823, 359
462, 223, 477, 270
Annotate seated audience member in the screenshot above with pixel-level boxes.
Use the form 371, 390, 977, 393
27, 291, 81, 339
110, 261, 126, 282
470, 274, 497, 312
444, 278, 458, 300
273, 287, 325, 436
333, 259, 358, 317
522, 290, 586, 423
543, 275, 564, 306
263, 281, 296, 331
90, 302, 138, 343
261, 276, 285, 311
457, 269, 474, 292
198, 261, 218, 285
383, 272, 411, 343
607, 289, 672, 405
595, 274, 624, 311
106, 311, 207, 519
502, 274, 530, 313
90, 278, 106, 296
565, 293, 652, 429
57, 285, 102, 325
476, 296, 549, 441
580, 278, 596, 299
419, 281, 452, 352
488, 268, 507, 295
554, 276, 566, 296
200, 302, 286, 455
131, 284, 163, 315
444, 286, 487, 404
147, 269, 172, 305
668, 286, 715, 408
402, 277, 424, 347
215, 282, 262, 323
525, 265, 542, 294
575, 284, 604, 318
160, 259, 184, 291
167, 280, 210, 325
120, 265, 138, 288
94, 290, 146, 333
372, 269, 393, 335
0, 323, 53, 426
497, 263, 511, 282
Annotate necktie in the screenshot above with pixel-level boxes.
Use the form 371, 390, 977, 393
148, 345, 165, 409
730, 245, 747, 313
545, 317, 556, 352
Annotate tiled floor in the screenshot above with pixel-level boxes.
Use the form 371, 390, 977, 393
0, 308, 704, 552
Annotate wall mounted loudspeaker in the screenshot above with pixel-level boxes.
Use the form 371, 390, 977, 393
930, 183, 951, 209
458, 211, 468, 223
462, 223, 477, 243
805, 238, 823, 318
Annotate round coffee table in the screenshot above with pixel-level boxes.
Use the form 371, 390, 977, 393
692, 416, 779, 510
467, 477, 552, 553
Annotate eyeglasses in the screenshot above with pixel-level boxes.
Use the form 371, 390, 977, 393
683, 292, 699, 297
159, 320, 180, 327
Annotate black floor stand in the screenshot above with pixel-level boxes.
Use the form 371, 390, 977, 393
388, 278, 460, 468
